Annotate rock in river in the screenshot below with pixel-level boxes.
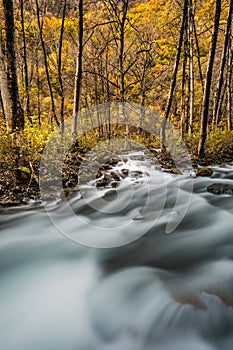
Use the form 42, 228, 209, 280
196, 167, 213, 177
207, 183, 233, 195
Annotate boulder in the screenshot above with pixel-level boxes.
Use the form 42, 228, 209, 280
207, 183, 233, 195
14, 166, 31, 184
96, 177, 108, 188
121, 168, 129, 177
196, 167, 213, 177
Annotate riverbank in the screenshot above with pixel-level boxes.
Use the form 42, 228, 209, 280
1, 142, 233, 207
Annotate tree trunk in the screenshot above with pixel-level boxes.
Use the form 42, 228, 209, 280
0, 41, 12, 128
2, 0, 24, 131
161, 0, 188, 146
180, 8, 188, 139
193, 13, 204, 92
198, 0, 221, 157
227, 34, 233, 130
0, 90, 6, 122
72, 0, 84, 136
20, 0, 31, 123
119, 0, 129, 105
35, 0, 59, 127
58, 0, 67, 134
119, 0, 129, 145
188, 0, 194, 135
213, 0, 233, 126
36, 47, 41, 126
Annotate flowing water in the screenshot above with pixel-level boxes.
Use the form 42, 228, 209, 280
0, 155, 233, 350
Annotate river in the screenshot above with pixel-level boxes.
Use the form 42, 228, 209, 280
0, 155, 233, 350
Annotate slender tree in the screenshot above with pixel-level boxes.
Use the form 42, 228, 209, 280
161, 0, 188, 145
2, 0, 24, 131
0, 39, 11, 127
35, 0, 59, 127
20, 0, 31, 122
72, 0, 84, 136
180, 9, 188, 139
193, 8, 204, 92
188, 0, 194, 135
198, 0, 221, 157
58, 0, 67, 134
227, 32, 233, 130
213, 0, 233, 126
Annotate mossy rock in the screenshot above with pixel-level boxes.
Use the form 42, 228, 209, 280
11, 186, 23, 194
196, 167, 213, 177
14, 166, 31, 183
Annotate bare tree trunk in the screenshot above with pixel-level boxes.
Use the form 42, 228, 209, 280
180, 8, 188, 139
119, 0, 129, 104
193, 13, 204, 92
20, 0, 32, 123
119, 0, 129, 145
105, 50, 111, 139
35, 0, 59, 127
188, 0, 194, 135
0, 41, 12, 128
213, 0, 233, 126
36, 47, 41, 126
227, 34, 233, 130
161, 0, 188, 145
0, 91, 6, 122
105, 0, 129, 145
198, 0, 221, 157
58, 0, 66, 134
72, 0, 84, 136
2, 0, 24, 131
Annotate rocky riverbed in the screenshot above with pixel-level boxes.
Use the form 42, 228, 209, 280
1, 145, 233, 207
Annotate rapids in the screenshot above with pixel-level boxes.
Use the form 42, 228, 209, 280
0, 155, 233, 350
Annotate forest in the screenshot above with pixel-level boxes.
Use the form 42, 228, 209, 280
1, 3, 233, 348
1, 0, 233, 203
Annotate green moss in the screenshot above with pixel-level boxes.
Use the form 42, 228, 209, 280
196, 167, 213, 177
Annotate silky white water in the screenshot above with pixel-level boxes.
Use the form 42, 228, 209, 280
0, 156, 233, 350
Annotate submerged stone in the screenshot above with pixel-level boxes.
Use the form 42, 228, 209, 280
207, 183, 233, 195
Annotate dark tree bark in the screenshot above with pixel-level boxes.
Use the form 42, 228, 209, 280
188, 0, 194, 135
198, 0, 221, 157
193, 8, 204, 92
72, 0, 84, 136
58, 0, 67, 134
35, 0, 59, 127
2, 0, 24, 131
36, 47, 41, 126
20, 0, 32, 123
161, 0, 188, 145
180, 8, 188, 138
0, 90, 5, 122
227, 33, 233, 130
118, 0, 129, 104
213, 0, 233, 126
